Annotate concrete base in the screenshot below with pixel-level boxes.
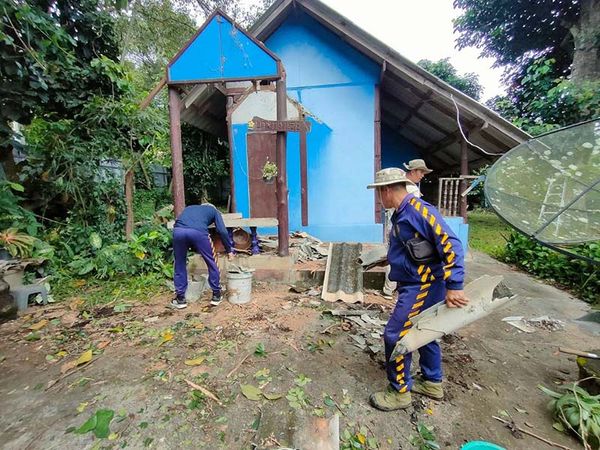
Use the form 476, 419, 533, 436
189, 253, 297, 284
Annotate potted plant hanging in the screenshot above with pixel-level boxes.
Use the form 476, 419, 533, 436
262, 160, 278, 184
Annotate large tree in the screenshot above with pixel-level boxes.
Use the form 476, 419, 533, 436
453, 0, 600, 82
417, 58, 483, 100
0, 0, 123, 178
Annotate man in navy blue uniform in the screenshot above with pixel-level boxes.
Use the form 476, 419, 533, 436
171, 203, 234, 309
367, 168, 469, 410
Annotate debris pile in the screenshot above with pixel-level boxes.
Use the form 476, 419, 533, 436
328, 309, 386, 355
260, 232, 329, 262
502, 315, 565, 333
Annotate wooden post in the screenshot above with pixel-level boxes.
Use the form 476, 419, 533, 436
460, 135, 469, 222
300, 128, 308, 227
168, 86, 185, 217
124, 168, 134, 239
374, 84, 382, 224
275, 70, 289, 256
226, 96, 236, 212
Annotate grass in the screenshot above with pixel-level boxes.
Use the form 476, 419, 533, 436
468, 209, 511, 259
53, 272, 168, 308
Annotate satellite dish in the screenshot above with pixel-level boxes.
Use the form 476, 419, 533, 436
484, 118, 600, 263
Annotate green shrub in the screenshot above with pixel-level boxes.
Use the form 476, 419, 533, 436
504, 232, 599, 303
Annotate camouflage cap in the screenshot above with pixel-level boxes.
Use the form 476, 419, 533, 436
403, 159, 433, 173
367, 167, 416, 189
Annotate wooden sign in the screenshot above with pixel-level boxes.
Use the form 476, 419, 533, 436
248, 116, 311, 133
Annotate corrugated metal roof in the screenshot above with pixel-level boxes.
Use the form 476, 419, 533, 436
321, 243, 364, 303
252, 0, 531, 173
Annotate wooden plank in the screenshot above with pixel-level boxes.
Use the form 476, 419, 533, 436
212, 218, 278, 228
222, 213, 242, 220
139, 76, 166, 110
247, 132, 278, 218
300, 129, 309, 226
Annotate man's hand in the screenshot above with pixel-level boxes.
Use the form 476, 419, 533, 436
446, 289, 469, 308
227, 252, 235, 261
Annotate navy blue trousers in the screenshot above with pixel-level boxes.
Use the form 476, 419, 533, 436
383, 274, 446, 392
173, 227, 220, 298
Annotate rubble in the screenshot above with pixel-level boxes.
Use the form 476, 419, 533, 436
260, 232, 329, 262
502, 315, 565, 333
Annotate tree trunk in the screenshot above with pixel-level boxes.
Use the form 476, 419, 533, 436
570, 0, 600, 82
125, 169, 134, 240
0, 147, 18, 182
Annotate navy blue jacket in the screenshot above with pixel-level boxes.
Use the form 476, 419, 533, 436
388, 194, 465, 290
174, 204, 233, 253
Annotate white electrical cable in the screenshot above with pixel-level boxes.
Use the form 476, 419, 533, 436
451, 94, 505, 156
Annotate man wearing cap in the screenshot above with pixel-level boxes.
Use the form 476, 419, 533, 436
382, 159, 434, 298
367, 167, 468, 411
403, 159, 433, 198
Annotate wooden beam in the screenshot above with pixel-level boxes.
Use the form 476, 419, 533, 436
397, 90, 433, 127
460, 136, 468, 222
168, 86, 186, 217
428, 119, 485, 155
300, 129, 308, 226
382, 88, 453, 136
275, 68, 289, 256
139, 76, 166, 110
374, 84, 382, 223
226, 97, 236, 213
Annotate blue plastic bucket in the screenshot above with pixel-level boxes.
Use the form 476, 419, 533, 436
461, 442, 506, 450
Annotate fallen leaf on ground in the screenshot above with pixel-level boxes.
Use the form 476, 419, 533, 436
241, 384, 262, 401
76, 350, 93, 365
74, 409, 114, 439
97, 341, 110, 350
263, 392, 283, 400
158, 330, 174, 346
29, 319, 48, 331
184, 357, 205, 366
77, 402, 89, 413
24, 332, 40, 341
61, 360, 78, 374
69, 298, 84, 310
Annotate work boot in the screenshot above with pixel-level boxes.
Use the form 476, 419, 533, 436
169, 296, 187, 310
369, 386, 412, 411
411, 377, 444, 400
210, 292, 222, 306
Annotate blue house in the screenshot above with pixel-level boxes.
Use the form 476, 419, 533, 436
163, 0, 528, 245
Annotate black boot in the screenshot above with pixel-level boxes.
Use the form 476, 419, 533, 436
169, 295, 187, 309
210, 292, 222, 306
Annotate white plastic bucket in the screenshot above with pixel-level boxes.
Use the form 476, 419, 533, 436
227, 271, 253, 304
185, 274, 208, 302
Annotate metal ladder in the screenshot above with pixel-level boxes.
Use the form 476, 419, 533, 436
538, 178, 568, 235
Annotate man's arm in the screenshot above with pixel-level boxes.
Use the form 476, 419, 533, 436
213, 209, 233, 254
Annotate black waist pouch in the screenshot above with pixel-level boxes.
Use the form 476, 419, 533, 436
405, 237, 440, 265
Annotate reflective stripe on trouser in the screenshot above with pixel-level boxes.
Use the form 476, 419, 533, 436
173, 227, 221, 297
383, 275, 446, 392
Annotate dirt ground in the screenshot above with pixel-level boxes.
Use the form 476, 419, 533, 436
0, 251, 597, 450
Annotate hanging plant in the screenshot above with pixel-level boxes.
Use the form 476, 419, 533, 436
262, 160, 278, 182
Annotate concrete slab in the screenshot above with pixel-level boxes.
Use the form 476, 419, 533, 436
189, 253, 297, 284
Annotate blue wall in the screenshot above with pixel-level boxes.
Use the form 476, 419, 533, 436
232, 11, 382, 242
381, 124, 422, 169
